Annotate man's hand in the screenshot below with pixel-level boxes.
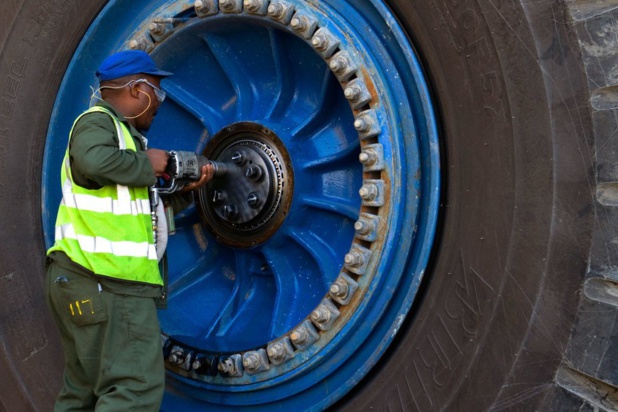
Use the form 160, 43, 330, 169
180, 163, 215, 192
146, 149, 169, 177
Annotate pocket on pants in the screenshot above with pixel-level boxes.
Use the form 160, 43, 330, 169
53, 273, 108, 327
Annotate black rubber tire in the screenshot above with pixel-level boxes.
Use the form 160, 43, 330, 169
0, 1, 616, 411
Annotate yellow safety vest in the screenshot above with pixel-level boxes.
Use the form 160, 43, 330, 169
47, 106, 162, 285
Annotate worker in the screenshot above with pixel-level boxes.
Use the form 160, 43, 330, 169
44, 50, 213, 411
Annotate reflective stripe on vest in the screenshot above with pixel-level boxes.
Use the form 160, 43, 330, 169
48, 106, 162, 286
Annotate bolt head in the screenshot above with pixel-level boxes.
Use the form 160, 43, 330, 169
345, 251, 362, 267
291, 16, 306, 31
195, 0, 210, 11
221, 0, 234, 10
247, 192, 261, 208
311, 35, 327, 50
218, 358, 234, 373
359, 150, 376, 165
359, 184, 377, 200
243, 353, 259, 369
344, 85, 360, 101
244, 0, 259, 10
268, 344, 284, 359
222, 204, 238, 219
245, 165, 263, 181
311, 307, 330, 323
212, 190, 225, 204
290, 329, 306, 343
329, 57, 346, 74
354, 219, 370, 234
232, 150, 246, 165
330, 282, 348, 297
354, 118, 370, 132
268, 3, 283, 17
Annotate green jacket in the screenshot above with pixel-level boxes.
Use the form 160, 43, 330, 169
48, 101, 191, 304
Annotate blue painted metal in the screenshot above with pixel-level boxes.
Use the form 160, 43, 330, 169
41, 0, 441, 409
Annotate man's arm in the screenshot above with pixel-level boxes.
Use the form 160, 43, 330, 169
69, 112, 157, 188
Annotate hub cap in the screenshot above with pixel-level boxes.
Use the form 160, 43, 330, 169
198, 122, 293, 248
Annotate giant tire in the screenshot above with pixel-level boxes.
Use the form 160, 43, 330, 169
1, 0, 617, 411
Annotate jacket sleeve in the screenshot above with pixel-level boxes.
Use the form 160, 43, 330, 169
69, 112, 156, 188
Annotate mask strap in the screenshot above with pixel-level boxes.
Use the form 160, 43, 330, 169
124, 90, 152, 119
89, 86, 103, 108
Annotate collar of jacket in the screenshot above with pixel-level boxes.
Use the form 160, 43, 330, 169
95, 101, 147, 151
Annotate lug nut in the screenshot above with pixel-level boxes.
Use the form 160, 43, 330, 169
329, 55, 348, 75
195, 0, 214, 15
330, 281, 349, 298
359, 184, 378, 201
243, 0, 268, 14
331, 273, 358, 305
218, 358, 235, 374
212, 190, 225, 205
344, 250, 363, 267
245, 165, 263, 181
191, 358, 202, 370
311, 299, 341, 331
354, 213, 380, 242
267, 344, 285, 360
359, 149, 377, 166
354, 117, 371, 132
344, 84, 362, 103
290, 16, 306, 30
243, 353, 259, 370
290, 328, 308, 344
222, 204, 238, 219
168, 353, 181, 365
354, 110, 381, 140
247, 192, 261, 208
311, 307, 331, 324
220, 0, 234, 10
244, 0, 259, 11
344, 79, 372, 108
168, 347, 186, 365
232, 150, 246, 165
311, 34, 328, 51
149, 22, 165, 36
129, 36, 153, 52
268, 2, 284, 18
354, 219, 372, 235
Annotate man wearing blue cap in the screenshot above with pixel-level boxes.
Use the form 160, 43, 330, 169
45, 50, 213, 411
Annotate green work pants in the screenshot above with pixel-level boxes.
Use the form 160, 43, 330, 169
45, 261, 165, 411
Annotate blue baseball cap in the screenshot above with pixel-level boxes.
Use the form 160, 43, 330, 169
96, 50, 173, 81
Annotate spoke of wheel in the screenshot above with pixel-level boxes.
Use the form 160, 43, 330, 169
299, 138, 360, 171
301, 195, 360, 221
203, 252, 257, 339
166, 227, 224, 296
287, 227, 340, 291
265, 28, 294, 120
291, 67, 340, 138
201, 32, 255, 119
162, 80, 226, 135
262, 239, 324, 337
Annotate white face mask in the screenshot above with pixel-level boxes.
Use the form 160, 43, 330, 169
89, 79, 155, 107
88, 79, 155, 120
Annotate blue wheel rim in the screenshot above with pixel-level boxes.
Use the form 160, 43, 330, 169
41, 0, 441, 409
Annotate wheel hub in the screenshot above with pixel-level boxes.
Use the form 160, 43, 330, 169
197, 122, 294, 248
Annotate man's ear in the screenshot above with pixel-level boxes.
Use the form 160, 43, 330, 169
129, 82, 142, 98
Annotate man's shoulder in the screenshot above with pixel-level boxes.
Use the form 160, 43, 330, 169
73, 109, 117, 132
